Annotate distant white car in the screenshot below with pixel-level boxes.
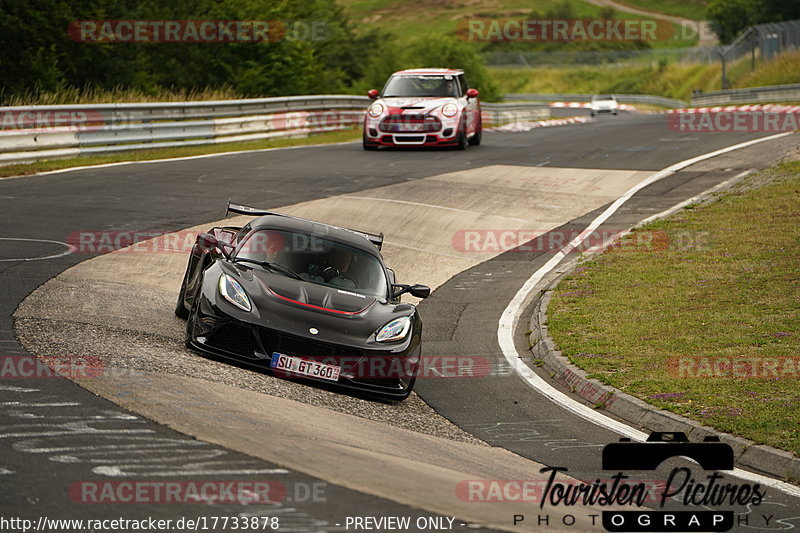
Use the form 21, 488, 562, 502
591, 95, 618, 116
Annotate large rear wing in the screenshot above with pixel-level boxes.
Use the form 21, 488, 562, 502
226, 201, 384, 251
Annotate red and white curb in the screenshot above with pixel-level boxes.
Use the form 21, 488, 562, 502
486, 116, 592, 132
658, 104, 800, 114
549, 101, 637, 112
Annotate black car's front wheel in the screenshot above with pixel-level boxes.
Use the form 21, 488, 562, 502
396, 374, 417, 400
174, 261, 192, 319
184, 296, 201, 348
391, 359, 419, 401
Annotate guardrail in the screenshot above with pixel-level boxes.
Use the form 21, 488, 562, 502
504, 93, 688, 108
0, 96, 549, 166
691, 83, 800, 106
482, 102, 549, 123
0, 96, 370, 165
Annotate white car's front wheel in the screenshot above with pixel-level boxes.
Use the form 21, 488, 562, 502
468, 119, 482, 146
363, 131, 378, 150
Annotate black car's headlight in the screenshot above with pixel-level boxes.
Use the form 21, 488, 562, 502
218, 273, 252, 312
375, 316, 412, 343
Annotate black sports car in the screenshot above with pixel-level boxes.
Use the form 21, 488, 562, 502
175, 202, 431, 400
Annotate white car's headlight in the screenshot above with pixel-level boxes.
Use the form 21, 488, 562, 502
368, 103, 384, 118
219, 273, 252, 312
442, 103, 458, 118
375, 316, 412, 343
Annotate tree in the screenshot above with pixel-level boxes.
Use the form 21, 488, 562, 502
707, 0, 758, 43
708, 0, 800, 43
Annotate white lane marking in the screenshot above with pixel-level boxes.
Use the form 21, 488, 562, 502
0, 385, 39, 393
0, 141, 359, 181
497, 131, 800, 497
0, 401, 81, 407
0, 237, 76, 262
93, 465, 290, 477
341, 195, 529, 222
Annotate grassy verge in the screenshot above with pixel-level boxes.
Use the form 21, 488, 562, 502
0, 129, 361, 179
737, 51, 800, 88
492, 50, 800, 102
612, 0, 709, 20
338, 0, 697, 47
491, 62, 721, 101
548, 161, 800, 457
0, 86, 246, 106
340, 0, 613, 40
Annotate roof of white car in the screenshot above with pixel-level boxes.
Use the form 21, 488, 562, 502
393, 68, 463, 75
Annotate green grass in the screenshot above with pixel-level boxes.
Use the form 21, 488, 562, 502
737, 51, 800, 88
0, 85, 244, 107
492, 49, 800, 101
0, 129, 361, 179
612, 0, 710, 20
547, 162, 800, 456
340, 0, 604, 39
491, 62, 722, 101
338, 0, 698, 47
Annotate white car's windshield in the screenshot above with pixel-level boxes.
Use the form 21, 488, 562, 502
236, 229, 388, 298
383, 75, 459, 97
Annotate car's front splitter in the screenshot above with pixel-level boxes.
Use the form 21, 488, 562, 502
186, 298, 421, 400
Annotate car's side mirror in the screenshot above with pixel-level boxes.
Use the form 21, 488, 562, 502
198, 232, 219, 251
409, 284, 431, 298
386, 268, 396, 284
392, 284, 431, 299
198, 232, 233, 259
367, 89, 379, 100
466, 88, 479, 99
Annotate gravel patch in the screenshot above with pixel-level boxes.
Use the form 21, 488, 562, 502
15, 316, 486, 445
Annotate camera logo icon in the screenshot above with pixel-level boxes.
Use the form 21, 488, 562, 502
603, 431, 734, 471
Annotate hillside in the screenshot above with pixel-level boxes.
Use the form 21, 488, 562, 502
337, 0, 704, 47
491, 50, 800, 102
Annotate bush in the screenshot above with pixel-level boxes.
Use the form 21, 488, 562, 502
351, 33, 501, 101
0, 0, 379, 99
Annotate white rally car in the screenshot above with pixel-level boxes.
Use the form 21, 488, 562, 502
363, 68, 482, 150
591, 94, 619, 116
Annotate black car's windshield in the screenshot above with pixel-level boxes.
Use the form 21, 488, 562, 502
235, 229, 388, 298
382, 75, 459, 97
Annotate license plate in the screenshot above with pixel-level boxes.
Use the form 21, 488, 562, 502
403, 123, 425, 131
270, 353, 340, 381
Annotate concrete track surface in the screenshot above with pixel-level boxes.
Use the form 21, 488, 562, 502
2, 112, 799, 531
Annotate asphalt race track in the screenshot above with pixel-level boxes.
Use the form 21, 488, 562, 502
1, 111, 799, 531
